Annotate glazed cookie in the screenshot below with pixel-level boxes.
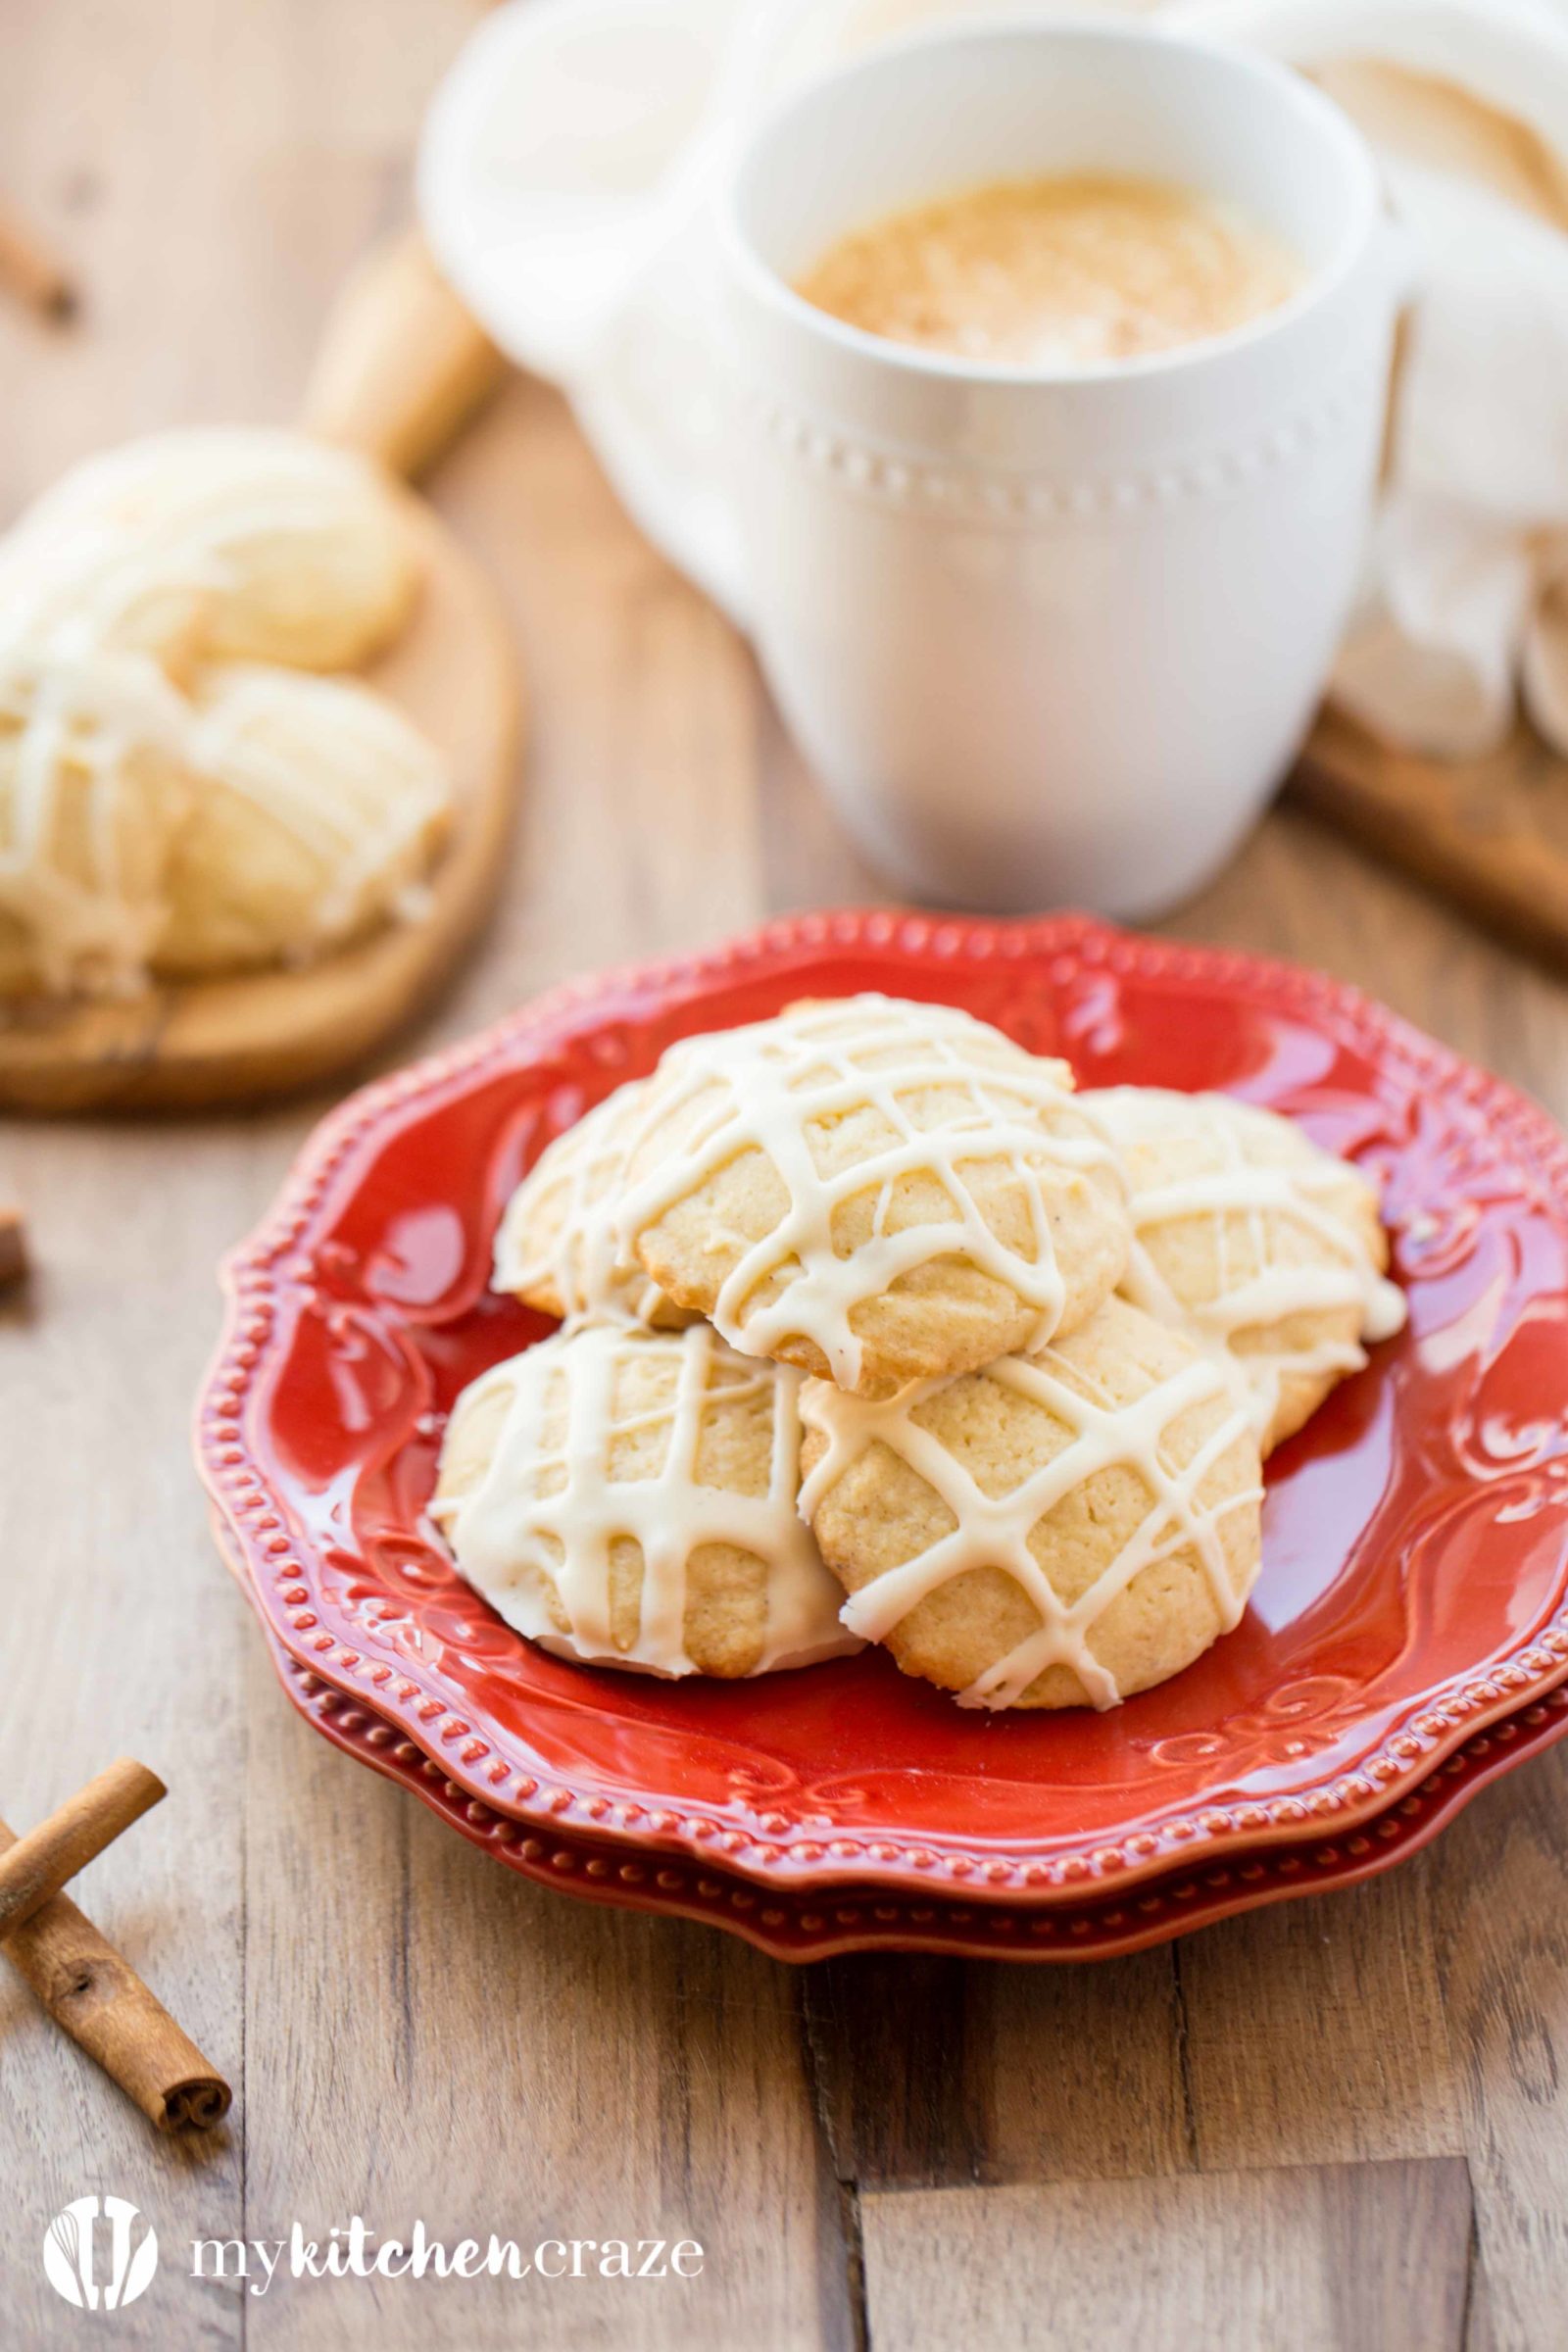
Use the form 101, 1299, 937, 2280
432, 1322, 859, 1679
0, 639, 193, 997
0, 511, 211, 676
1086, 1087, 1405, 1452
492, 1078, 694, 1330
614, 995, 1130, 1398
154, 663, 452, 974
799, 1294, 1263, 1710
0, 427, 419, 670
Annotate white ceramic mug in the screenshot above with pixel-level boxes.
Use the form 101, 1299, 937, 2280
715, 20, 1406, 916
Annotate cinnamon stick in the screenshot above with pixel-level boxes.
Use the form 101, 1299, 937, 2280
0, 1816, 230, 2131
0, 203, 75, 320
0, 1204, 24, 1289
0, 1760, 166, 1940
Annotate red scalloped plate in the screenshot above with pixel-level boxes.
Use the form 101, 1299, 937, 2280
249, 1601, 1568, 1963
199, 910, 1568, 1915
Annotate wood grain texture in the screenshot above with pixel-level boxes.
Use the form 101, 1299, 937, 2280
971, 1951, 1197, 2185
1292, 707, 1568, 974
860, 2160, 1474, 2352
801, 1958, 989, 2190
4, 4, 1568, 2349
1425, 1751, 1568, 2352
1177, 1873, 1464, 2171
240, 1658, 850, 2351
801, 1949, 1194, 2190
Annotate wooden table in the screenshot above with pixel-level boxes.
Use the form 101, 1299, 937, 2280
3, 7, 1566, 2346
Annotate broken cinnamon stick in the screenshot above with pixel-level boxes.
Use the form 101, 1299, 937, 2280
0, 1760, 166, 1940
0, 1813, 230, 2131
0, 204, 75, 320
0, 1204, 25, 1289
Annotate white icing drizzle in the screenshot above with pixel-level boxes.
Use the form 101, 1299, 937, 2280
0, 427, 406, 667
1086, 1087, 1406, 1442
0, 636, 191, 993
433, 1323, 860, 1679
799, 1338, 1261, 1711
0, 509, 215, 668
492, 1078, 677, 1328
0, 429, 424, 994
183, 665, 450, 950
613, 995, 1124, 1389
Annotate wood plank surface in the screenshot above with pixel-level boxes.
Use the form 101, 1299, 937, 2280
1177, 1870, 1464, 2171
5, 5, 1568, 2351
860, 2160, 1475, 2352
1424, 1756, 1568, 2352
1292, 709, 1568, 976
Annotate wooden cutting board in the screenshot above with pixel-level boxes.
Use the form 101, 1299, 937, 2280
0, 234, 519, 1113
1291, 706, 1568, 968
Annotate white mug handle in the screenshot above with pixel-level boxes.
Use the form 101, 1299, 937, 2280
418, 0, 798, 630
1373, 206, 1422, 313
418, 0, 803, 386
576, 347, 755, 631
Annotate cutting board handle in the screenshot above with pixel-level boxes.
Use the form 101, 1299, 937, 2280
298, 228, 506, 481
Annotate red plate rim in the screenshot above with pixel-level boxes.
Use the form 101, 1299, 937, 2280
250, 1592, 1568, 1964
198, 907, 1568, 1900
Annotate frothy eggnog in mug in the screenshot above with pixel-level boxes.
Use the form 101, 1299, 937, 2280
794, 173, 1306, 368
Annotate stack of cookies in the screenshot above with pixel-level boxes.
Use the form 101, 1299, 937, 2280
0, 427, 451, 999
433, 995, 1404, 1711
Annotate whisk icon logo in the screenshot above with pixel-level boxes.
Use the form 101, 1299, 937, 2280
42, 2195, 158, 2312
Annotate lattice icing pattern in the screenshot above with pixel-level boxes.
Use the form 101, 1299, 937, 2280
0, 637, 193, 995
614, 993, 1130, 1396
0, 647, 452, 995
799, 1297, 1263, 1710
432, 1321, 861, 1679
158, 664, 452, 971
1086, 1087, 1406, 1448
0, 426, 417, 670
0, 428, 446, 997
492, 1077, 691, 1330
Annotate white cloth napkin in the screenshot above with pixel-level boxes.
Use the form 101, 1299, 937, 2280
420, 0, 1568, 759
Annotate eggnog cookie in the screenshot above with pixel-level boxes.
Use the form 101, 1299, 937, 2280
0, 513, 211, 676
0, 427, 418, 670
614, 995, 1130, 1399
0, 640, 193, 997
492, 1078, 694, 1330
153, 663, 451, 975
432, 1322, 859, 1679
799, 1294, 1263, 1710
1086, 1087, 1405, 1452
